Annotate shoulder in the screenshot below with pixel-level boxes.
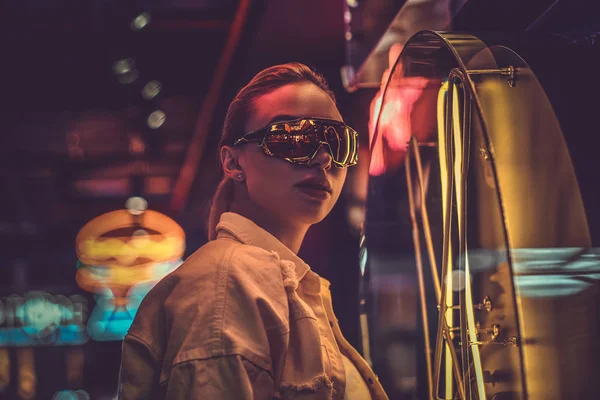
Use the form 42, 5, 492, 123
319, 275, 332, 289
126, 239, 241, 343
127, 239, 290, 376
129, 239, 288, 337
170, 240, 288, 316
132, 239, 241, 310
227, 244, 287, 289
171, 239, 285, 294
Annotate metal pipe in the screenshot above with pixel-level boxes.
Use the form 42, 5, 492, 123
448, 68, 487, 400
170, 0, 253, 212
432, 77, 463, 400
406, 151, 434, 399
411, 137, 442, 303
445, 330, 466, 400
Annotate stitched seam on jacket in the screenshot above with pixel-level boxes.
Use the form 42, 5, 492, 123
161, 353, 276, 386
209, 244, 237, 352
172, 353, 272, 374
125, 331, 160, 359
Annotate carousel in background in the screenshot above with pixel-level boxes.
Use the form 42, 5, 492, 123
342, 0, 600, 399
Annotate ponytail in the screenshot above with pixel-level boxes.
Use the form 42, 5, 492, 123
207, 177, 235, 241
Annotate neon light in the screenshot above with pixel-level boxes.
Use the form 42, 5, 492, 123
368, 92, 386, 175
76, 209, 185, 266
75, 206, 186, 341
468, 247, 600, 297
0, 292, 88, 347
53, 390, 90, 400
368, 76, 429, 176
77, 236, 184, 266
84, 261, 181, 341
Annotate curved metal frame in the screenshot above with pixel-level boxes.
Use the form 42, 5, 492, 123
368, 26, 598, 400
372, 30, 530, 400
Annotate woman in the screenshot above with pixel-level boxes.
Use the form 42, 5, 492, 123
118, 63, 388, 400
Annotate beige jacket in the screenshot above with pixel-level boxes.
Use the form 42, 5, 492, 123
118, 212, 388, 399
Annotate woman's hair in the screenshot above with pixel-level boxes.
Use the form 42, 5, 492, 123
207, 62, 336, 240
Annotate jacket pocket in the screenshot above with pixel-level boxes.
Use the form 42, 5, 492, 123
278, 373, 334, 400
279, 313, 335, 399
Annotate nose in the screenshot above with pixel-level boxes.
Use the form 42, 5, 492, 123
309, 143, 333, 170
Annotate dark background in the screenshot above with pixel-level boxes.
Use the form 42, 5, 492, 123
1, 0, 599, 398
1, 1, 370, 398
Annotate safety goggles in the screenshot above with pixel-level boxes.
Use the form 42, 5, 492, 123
232, 117, 359, 168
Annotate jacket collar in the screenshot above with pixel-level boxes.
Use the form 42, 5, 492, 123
216, 212, 311, 281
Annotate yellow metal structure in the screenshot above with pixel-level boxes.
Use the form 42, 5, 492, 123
370, 30, 600, 399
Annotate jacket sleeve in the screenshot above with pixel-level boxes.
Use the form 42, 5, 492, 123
118, 333, 163, 400
164, 355, 275, 400
119, 244, 288, 400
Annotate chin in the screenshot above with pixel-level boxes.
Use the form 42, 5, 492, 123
289, 206, 332, 226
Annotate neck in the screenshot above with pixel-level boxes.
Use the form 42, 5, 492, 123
229, 198, 308, 254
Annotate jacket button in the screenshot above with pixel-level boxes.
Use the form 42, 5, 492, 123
367, 378, 374, 385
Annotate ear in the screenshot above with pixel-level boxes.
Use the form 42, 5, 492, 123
220, 146, 245, 181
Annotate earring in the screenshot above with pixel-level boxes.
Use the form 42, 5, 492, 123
237, 173, 244, 180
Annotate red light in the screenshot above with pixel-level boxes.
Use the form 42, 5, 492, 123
368, 77, 429, 176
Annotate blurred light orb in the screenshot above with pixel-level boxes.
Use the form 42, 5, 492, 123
345, 31, 353, 41
17, 296, 62, 338
117, 70, 139, 84
128, 136, 145, 155
347, 204, 365, 232
142, 80, 161, 100
112, 58, 135, 75
347, 0, 359, 7
53, 390, 90, 400
113, 58, 138, 84
133, 229, 148, 238
344, 10, 352, 24
147, 110, 166, 129
445, 270, 467, 292
131, 13, 151, 31
131, 229, 149, 249
126, 197, 147, 216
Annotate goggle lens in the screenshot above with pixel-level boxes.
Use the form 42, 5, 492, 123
261, 119, 358, 167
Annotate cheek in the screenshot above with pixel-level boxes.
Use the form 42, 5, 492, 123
244, 152, 292, 195
242, 147, 346, 220
332, 169, 348, 197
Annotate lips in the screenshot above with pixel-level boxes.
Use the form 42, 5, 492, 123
294, 176, 333, 194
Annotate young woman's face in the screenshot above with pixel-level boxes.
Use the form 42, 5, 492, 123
238, 82, 348, 226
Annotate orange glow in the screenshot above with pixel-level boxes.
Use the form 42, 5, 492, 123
75, 208, 185, 298
75, 263, 175, 296
74, 178, 131, 197
78, 236, 184, 266
76, 209, 185, 266
144, 176, 172, 195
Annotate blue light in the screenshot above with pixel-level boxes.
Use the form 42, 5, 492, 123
465, 247, 600, 297
85, 262, 180, 341
53, 390, 90, 400
0, 292, 89, 347
87, 293, 140, 341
